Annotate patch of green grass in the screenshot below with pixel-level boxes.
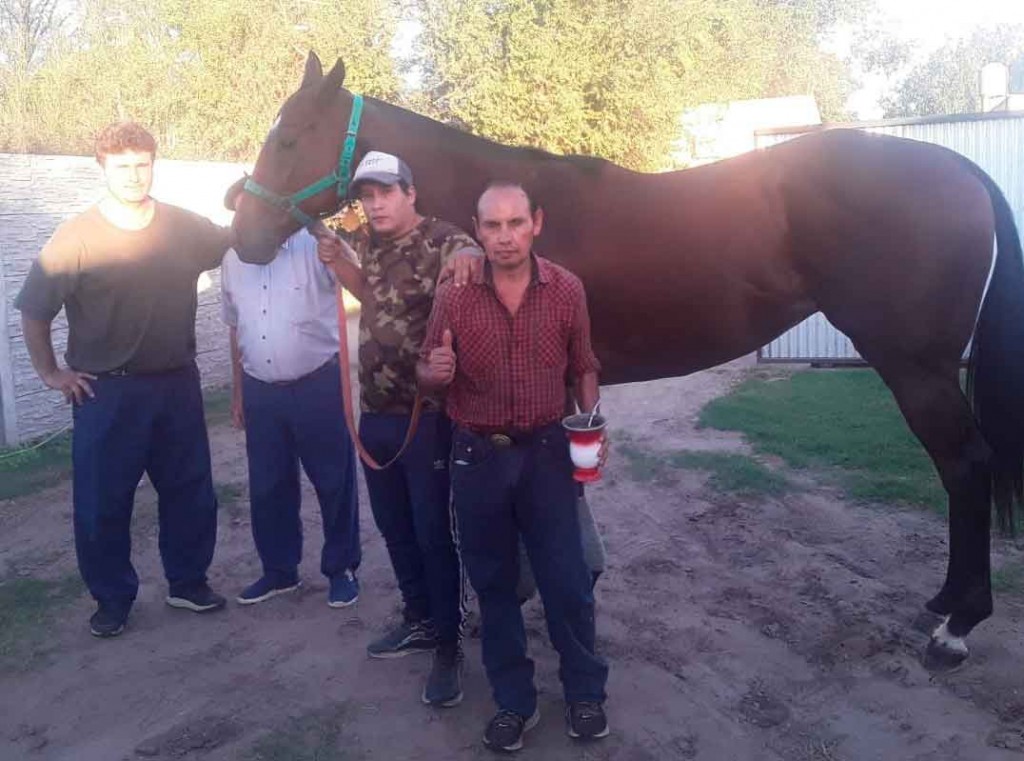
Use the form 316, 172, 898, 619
0, 575, 84, 671
245, 707, 352, 761
215, 482, 245, 505
619, 441, 669, 483
215, 482, 247, 520
699, 370, 946, 513
668, 451, 790, 497
0, 385, 232, 502
993, 562, 1024, 595
0, 432, 73, 501
619, 440, 790, 498
204, 385, 233, 426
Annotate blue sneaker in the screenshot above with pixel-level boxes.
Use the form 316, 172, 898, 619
237, 575, 302, 605
328, 569, 359, 608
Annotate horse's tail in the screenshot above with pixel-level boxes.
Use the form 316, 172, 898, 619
965, 164, 1024, 534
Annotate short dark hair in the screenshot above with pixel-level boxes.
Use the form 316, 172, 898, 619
477, 180, 538, 216
94, 122, 157, 165
352, 178, 413, 197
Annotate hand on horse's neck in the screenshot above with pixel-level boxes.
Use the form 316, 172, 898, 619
99, 196, 156, 231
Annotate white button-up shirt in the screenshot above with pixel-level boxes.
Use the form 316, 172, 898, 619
221, 230, 339, 383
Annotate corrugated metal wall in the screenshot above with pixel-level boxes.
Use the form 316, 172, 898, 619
756, 113, 1024, 363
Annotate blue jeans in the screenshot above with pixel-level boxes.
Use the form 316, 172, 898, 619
360, 410, 463, 643
241, 357, 360, 583
451, 424, 608, 716
72, 363, 217, 615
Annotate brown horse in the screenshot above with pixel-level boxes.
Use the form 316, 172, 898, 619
231, 53, 1024, 668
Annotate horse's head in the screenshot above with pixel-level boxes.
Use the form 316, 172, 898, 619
230, 52, 352, 263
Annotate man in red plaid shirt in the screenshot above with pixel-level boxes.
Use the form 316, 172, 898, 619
418, 181, 609, 752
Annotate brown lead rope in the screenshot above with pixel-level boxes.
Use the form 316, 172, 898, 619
320, 200, 424, 470
335, 285, 423, 470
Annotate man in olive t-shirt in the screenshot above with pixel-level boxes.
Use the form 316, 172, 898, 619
14, 122, 234, 638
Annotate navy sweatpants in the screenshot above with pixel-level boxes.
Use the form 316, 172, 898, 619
360, 410, 463, 643
72, 363, 217, 615
241, 357, 360, 583
450, 424, 608, 717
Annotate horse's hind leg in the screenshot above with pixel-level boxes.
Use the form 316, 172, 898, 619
874, 359, 992, 668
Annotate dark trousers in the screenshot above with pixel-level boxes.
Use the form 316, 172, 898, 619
360, 410, 463, 643
451, 424, 608, 717
72, 363, 217, 615
241, 357, 360, 583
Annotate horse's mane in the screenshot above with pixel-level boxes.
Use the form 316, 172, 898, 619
364, 94, 613, 176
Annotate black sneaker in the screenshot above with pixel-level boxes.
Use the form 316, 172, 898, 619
566, 701, 609, 740
422, 641, 464, 707
89, 605, 127, 638
166, 582, 227, 613
367, 618, 438, 659
483, 708, 540, 752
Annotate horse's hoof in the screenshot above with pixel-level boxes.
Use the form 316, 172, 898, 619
912, 609, 945, 634
923, 620, 969, 673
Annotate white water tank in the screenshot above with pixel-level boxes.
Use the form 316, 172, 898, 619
981, 62, 1009, 112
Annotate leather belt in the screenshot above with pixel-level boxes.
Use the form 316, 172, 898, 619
97, 364, 189, 378
464, 423, 558, 448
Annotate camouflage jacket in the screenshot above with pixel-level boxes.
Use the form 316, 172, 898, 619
358, 217, 481, 413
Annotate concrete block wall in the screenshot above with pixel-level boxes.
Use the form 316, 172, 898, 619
0, 154, 248, 446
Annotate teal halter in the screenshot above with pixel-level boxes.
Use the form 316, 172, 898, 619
242, 94, 364, 227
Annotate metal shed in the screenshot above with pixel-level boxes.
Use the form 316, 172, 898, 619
755, 111, 1024, 364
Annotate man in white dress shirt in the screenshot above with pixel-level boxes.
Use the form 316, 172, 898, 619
221, 229, 360, 608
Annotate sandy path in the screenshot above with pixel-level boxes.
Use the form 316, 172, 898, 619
1, 357, 1022, 760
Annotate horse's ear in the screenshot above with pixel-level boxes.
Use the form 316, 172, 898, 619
300, 51, 323, 89
318, 58, 347, 102
224, 174, 247, 212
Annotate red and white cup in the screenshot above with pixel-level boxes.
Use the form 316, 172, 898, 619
562, 412, 607, 483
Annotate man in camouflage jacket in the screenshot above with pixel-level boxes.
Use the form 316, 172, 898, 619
317, 151, 481, 709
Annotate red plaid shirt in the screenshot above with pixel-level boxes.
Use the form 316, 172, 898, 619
421, 255, 600, 430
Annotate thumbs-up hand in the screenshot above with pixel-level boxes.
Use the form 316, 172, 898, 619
426, 328, 457, 387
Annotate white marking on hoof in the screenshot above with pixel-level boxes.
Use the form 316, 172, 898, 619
931, 617, 968, 657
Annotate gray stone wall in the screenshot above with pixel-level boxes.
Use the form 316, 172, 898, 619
0, 154, 248, 446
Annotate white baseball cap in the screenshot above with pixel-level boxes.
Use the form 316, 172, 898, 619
351, 151, 414, 191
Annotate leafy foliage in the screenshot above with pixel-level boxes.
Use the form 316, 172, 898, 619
414, 0, 857, 170
0, 0, 401, 159
882, 25, 1024, 118
3, 0, 859, 169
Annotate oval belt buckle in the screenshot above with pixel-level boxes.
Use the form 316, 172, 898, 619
490, 433, 513, 448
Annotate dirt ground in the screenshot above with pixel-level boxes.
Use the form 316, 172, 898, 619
2, 355, 1023, 761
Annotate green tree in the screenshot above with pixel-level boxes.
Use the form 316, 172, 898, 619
882, 24, 1024, 118
414, 0, 857, 170
0, 0, 65, 69
0, 0, 401, 159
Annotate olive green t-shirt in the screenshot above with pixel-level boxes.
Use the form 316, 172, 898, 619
15, 202, 232, 374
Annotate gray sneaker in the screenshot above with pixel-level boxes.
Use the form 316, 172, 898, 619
367, 618, 438, 659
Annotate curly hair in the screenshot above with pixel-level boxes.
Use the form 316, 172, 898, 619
94, 122, 157, 165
